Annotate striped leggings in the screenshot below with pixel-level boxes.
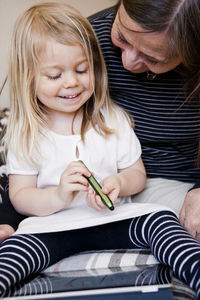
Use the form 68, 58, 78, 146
0, 210, 200, 298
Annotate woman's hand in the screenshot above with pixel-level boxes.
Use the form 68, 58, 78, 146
86, 174, 121, 210
179, 188, 200, 242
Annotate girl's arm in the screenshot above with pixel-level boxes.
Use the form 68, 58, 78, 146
117, 156, 146, 196
9, 162, 91, 216
86, 157, 146, 210
9, 174, 66, 216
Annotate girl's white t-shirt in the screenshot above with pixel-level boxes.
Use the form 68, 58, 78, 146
7, 112, 169, 234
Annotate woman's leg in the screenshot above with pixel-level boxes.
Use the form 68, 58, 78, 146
129, 210, 200, 297
132, 178, 193, 215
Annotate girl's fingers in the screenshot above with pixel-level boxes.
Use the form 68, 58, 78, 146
65, 183, 89, 192
62, 174, 89, 186
86, 189, 95, 207
86, 189, 106, 210
95, 195, 107, 210
63, 161, 91, 178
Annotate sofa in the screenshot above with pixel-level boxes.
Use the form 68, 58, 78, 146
0, 109, 196, 299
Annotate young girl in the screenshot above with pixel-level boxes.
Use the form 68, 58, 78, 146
1, 2, 200, 298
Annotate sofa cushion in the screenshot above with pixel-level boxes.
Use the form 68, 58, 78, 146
0, 108, 9, 203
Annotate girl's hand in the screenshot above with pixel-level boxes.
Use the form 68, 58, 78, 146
86, 174, 121, 210
57, 161, 91, 206
9, 161, 91, 216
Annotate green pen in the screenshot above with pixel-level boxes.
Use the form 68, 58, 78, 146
78, 160, 114, 211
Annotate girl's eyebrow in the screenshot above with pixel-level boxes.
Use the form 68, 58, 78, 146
40, 64, 61, 70
40, 59, 88, 70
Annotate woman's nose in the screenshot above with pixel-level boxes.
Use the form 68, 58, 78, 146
121, 48, 142, 69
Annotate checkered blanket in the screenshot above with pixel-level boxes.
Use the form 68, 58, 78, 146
3, 249, 193, 299
44, 249, 195, 299
44, 249, 158, 273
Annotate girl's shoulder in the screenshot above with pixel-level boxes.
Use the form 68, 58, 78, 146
102, 105, 133, 133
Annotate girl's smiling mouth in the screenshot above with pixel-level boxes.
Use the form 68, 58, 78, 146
58, 93, 81, 100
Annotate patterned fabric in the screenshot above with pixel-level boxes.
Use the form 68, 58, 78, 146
43, 250, 195, 300
44, 249, 158, 273
0, 108, 9, 203
1, 250, 195, 299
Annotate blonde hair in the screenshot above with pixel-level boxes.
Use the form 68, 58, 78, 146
5, 2, 132, 165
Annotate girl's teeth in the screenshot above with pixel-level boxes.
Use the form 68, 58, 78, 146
60, 94, 79, 99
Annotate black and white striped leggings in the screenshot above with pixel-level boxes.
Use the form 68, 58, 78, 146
0, 210, 200, 298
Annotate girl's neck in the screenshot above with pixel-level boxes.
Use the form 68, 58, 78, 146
47, 110, 83, 136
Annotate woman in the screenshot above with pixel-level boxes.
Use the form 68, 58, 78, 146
89, 0, 200, 240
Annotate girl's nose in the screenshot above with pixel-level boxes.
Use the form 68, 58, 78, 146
63, 72, 78, 88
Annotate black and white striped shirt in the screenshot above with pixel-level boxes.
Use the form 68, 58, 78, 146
89, 6, 200, 185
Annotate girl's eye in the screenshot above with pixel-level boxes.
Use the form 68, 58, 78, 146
47, 74, 61, 80
76, 69, 87, 74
